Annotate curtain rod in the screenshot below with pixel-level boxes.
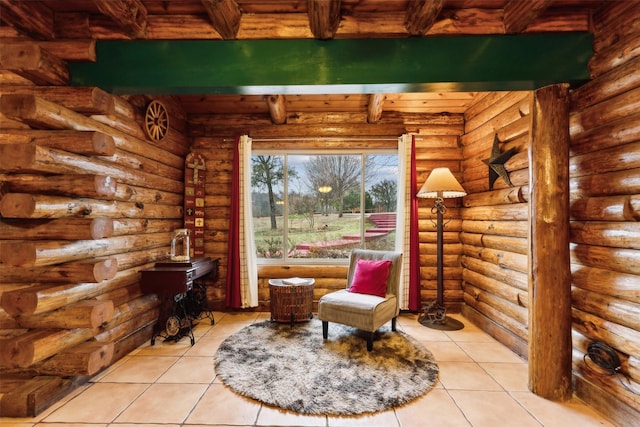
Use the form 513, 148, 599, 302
223, 137, 423, 142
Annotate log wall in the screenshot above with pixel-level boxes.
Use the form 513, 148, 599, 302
460, 91, 532, 358
568, 1, 640, 423
0, 42, 192, 416
189, 111, 466, 312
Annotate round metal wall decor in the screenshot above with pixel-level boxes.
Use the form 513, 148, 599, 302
144, 100, 169, 141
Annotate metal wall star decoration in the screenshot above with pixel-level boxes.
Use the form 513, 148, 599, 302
483, 134, 515, 190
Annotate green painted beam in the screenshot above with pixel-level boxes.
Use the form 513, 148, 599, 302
69, 33, 593, 95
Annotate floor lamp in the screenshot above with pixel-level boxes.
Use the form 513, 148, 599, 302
416, 167, 467, 331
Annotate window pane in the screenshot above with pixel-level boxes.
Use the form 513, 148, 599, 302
291, 154, 362, 259
363, 154, 397, 252
251, 155, 285, 259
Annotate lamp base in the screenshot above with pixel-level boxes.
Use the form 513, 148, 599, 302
417, 301, 465, 331
419, 315, 465, 331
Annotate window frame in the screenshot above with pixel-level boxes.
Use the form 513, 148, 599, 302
251, 147, 399, 266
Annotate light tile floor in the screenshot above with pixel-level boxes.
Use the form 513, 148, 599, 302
1, 312, 615, 427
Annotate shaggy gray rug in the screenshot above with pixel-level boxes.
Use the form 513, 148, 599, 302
214, 318, 439, 415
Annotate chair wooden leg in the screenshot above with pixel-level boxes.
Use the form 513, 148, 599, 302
392, 317, 397, 331
367, 333, 374, 351
322, 320, 328, 339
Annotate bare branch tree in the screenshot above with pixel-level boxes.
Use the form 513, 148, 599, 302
305, 155, 377, 217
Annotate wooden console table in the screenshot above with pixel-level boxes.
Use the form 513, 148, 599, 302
141, 257, 218, 345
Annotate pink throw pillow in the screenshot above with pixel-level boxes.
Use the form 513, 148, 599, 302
348, 259, 392, 297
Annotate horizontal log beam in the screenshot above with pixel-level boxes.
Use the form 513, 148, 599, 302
0, 86, 115, 115
460, 232, 528, 255
95, 283, 141, 308
0, 43, 68, 85
570, 195, 640, 221
0, 172, 116, 199
0, 232, 171, 267
571, 264, 640, 304
111, 218, 182, 236
0, 130, 116, 156
94, 295, 160, 343
569, 111, 640, 157
0, 328, 98, 368
461, 304, 529, 359
258, 264, 346, 280
463, 292, 528, 342
571, 221, 640, 250
39, 40, 97, 62
461, 219, 529, 238
572, 288, 640, 331
195, 123, 410, 139
105, 246, 168, 272
570, 141, 640, 178
0, 218, 113, 240
0, 376, 70, 418
16, 299, 115, 330
463, 244, 528, 273
572, 307, 640, 358
35, 341, 114, 376
571, 54, 640, 113
0, 193, 182, 219
0, 144, 183, 193
571, 244, 640, 276
463, 186, 528, 207
588, 7, 640, 78
461, 203, 529, 221
570, 86, 640, 136
461, 255, 528, 291
114, 182, 183, 206
463, 268, 528, 308
0, 264, 150, 316
0, 258, 118, 283
463, 282, 528, 325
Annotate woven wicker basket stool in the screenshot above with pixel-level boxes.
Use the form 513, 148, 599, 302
268, 278, 315, 326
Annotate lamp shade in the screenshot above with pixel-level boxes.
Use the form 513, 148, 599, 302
417, 167, 466, 198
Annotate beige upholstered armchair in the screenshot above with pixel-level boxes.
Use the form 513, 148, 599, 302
318, 249, 403, 351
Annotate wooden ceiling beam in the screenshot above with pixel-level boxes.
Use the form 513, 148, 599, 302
504, 0, 553, 34
367, 94, 386, 123
201, 0, 242, 40
93, 0, 147, 39
0, 0, 55, 40
404, 0, 444, 36
267, 95, 287, 124
308, 0, 342, 40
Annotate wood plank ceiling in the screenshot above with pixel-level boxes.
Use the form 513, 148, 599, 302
0, 0, 608, 121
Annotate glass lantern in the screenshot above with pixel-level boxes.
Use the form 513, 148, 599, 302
170, 228, 190, 262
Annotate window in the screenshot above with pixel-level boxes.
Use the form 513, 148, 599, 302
250, 150, 398, 263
